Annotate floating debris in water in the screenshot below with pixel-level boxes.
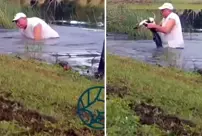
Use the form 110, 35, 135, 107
51, 20, 104, 28
50, 53, 71, 57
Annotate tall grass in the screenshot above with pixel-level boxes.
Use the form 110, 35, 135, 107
68, 0, 104, 7
73, 0, 104, 23
151, 0, 202, 4
107, 5, 162, 39
107, 5, 199, 39
108, 0, 202, 4
0, 0, 104, 29
0, 0, 40, 29
14, 0, 104, 7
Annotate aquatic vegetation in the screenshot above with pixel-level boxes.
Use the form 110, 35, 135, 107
107, 5, 162, 39
0, 0, 104, 29
107, 4, 200, 39
107, 54, 202, 135
0, 54, 104, 135
11, 0, 104, 7
108, 0, 202, 4
72, 0, 104, 7
0, 0, 40, 29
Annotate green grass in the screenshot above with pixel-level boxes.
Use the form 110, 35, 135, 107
0, 0, 40, 29
0, 54, 104, 135
0, 0, 104, 29
107, 4, 198, 39
107, 0, 202, 9
107, 5, 162, 39
119, 3, 202, 9
150, 0, 202, 3
108, 0, 202, 5
107, 54, 202, 135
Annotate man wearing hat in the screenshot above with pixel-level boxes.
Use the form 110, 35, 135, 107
147, 3, 184, 49
12, 12, 59, 40
147, 3, 184, 69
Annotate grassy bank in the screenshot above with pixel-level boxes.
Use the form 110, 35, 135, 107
0, 54, 104, 135
107, 54, 202, 135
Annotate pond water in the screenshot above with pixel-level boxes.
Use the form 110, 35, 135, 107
107, 32, 202, 71
0, 25, 104, 76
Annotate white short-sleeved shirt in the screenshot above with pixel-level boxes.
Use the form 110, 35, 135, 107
19, 17, 59, 39
159, 12, 184, 48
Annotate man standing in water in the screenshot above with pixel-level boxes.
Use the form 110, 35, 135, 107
12, 12, 59, 40
147, 3, 184, 68
147, 3, 184, 49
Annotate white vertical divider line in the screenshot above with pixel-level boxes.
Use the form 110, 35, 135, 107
104, 0, 107, 135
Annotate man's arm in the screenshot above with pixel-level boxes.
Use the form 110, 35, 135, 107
33, 24, 42, 40
154, 19, 175, 34
147, 18, 175, 34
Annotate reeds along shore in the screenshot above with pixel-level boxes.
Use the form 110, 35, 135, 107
108, 0, 202, 4
107, 7, 162, 39
10, 0, 104, 7
107, 5, 202, 40
0, 0, 104, 29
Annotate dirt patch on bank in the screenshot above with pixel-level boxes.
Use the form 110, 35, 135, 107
0, 94, 104, 136
107, 84, 131, 98
108, 0, 152, 4
129, 102, 202, 136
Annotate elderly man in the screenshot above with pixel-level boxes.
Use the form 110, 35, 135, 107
12, 12, 59, 40
147, 3, 185, 69
147, 3, 184, 49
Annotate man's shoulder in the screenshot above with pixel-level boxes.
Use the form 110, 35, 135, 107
28, 17, 44, 22
169, 12, 179, 19
28, 17, 48, 27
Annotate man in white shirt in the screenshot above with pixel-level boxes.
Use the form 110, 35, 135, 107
147, 3, 184, 49
147, 3, 184, 69
12, 12, 59, 40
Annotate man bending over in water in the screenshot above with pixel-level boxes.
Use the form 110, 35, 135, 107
147, 3, 184, 49
12, 12, 59, 40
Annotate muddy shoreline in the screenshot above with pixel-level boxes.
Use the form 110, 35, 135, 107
0, 91, 104, 136
107, 85, 202, 135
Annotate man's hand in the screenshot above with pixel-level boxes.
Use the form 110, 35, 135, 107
33, 24, 42, 40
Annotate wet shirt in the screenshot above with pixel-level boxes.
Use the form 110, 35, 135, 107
19, 17, 59, 39
159, 12, 184, 48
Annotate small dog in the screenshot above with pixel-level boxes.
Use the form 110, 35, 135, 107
134, 14, 156, 29
134, 14, 163, 48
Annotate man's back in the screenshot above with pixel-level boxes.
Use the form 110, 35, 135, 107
20, 17, 59, 39
161, 12, 184, 48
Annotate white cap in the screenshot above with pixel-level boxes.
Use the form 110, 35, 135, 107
158, 3, 174, 10
12, 12, 26, 22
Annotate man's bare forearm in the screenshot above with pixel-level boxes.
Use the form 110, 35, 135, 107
33, 24, 42, 40
154, 25, 169, 34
